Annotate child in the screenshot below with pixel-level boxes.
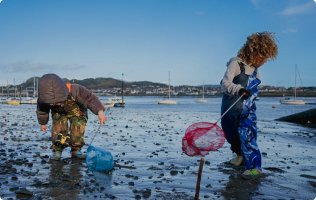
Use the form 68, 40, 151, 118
221, 32, 278, 179
37, 74, 107, 160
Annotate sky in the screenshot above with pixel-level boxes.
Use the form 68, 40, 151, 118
0, 0, 315, 87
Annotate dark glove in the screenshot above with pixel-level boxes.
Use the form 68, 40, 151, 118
238, 88, 251, 100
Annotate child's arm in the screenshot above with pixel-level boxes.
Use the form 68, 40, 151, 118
71, 84, 105, 115
221, 61, 243, 96
36, 99, 51, 131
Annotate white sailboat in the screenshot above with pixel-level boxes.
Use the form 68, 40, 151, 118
195, 83, 208, 103
23, 77, 38, 104
280, 65, 306, 105
157, 71, 177, 105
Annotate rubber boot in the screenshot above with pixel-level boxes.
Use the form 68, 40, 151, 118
51, 151, 62, 161
230, 155, 243, 166
72, 150, 86, 159
241, 168, 264, 180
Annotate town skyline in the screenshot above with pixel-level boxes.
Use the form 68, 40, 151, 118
1, 76, 315, 98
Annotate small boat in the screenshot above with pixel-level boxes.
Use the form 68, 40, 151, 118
158, 71, 177, 105
158, 99, 178, 105
195, 83, 208, 103
22, 97, 37, 104
103, 102, 115, 108
280, 97, 306, 105
280, 65, 306, 105
7, 100, 20, 105
108, 95, 125, 107
2, 97, 18, 104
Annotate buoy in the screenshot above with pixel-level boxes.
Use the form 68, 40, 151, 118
272, 106, 276, 108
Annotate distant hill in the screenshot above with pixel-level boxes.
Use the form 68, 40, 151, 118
203, 84, 221, 88
21, 77, 169, 89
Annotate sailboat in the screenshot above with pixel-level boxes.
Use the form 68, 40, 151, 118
23, 77, 38, 104
195, 83, 208, 103
280, 65, 306, 105
157, 71, 177, 105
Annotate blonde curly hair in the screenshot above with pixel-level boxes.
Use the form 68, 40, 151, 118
237, 31, 278, 65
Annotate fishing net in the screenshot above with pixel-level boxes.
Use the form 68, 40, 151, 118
182, 122, 226, 157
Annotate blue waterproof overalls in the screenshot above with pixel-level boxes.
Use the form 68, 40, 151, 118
221, 61, 262, 170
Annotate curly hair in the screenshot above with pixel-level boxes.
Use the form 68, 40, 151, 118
237, 31, 278, 65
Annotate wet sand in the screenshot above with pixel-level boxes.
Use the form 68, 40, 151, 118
0, 104, 315, 200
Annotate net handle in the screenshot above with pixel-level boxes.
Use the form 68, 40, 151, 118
89, 107, 110, 146
215, 94, 244, 124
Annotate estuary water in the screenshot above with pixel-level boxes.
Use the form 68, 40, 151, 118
100, 96, 316, 121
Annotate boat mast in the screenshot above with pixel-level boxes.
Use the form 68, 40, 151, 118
294, 65, 297, 100
202, 82, 204, 99
14, 79, 16, 98
37, 79, 38, 97
168, 71, 171, 99
33, 77, 36, 98
121, 73, 124, 107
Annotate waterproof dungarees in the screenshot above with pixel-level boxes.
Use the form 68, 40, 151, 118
221, 61, 261, 170
51, 94, 88, 152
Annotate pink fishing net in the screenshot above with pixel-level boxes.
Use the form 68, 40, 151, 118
182, 122, 226, 157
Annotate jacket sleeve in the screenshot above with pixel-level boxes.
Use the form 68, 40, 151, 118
71, 84, 105, 115
221, 61, 243, 96
36, 99, 50, 125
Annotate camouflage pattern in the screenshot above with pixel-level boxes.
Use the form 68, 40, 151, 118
51, 94, 88, 152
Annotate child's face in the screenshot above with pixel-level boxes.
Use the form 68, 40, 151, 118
253, 57, 267, 68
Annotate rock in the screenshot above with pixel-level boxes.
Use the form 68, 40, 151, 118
15, 188, 33, 196
170, 170, 178, 176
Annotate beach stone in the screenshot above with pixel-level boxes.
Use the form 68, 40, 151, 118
170, 170, 178, 176
15, 187, 33, 196
309, 181, 316, 188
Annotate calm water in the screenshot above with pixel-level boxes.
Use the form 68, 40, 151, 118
100, 96, 316, 121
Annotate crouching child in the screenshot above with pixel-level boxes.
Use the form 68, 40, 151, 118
36, 74, 107, 160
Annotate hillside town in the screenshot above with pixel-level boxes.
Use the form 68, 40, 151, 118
92, 85, 316, 97
2, 82, 315, 97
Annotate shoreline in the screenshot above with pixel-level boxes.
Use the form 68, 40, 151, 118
97, 93, 316, 98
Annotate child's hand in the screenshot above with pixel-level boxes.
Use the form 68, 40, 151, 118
98, 110, 108, 126
41, 124, 47, 133
238, 88, 251, 100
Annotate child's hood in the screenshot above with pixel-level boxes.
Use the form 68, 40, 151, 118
38, 74, 69, 104
226, 57, 243, 67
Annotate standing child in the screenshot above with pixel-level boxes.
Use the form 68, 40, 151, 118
37, 74, 107, 160
221, 32, 278, 179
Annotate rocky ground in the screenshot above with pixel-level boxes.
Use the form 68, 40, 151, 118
0, 104, 315, 200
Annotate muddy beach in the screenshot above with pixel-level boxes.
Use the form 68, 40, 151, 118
0, 102, 315, 200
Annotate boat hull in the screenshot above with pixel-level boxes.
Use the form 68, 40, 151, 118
8, 101, 20, 105
280, 100, 306, 105
157, 100, 177, 105
195, 99, 208, 103
114, 103, 125, 107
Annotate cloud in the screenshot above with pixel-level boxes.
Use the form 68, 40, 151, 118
0, 0, 3, 3
0, 60, 87, 73
195, 12, 204, 16
282, 28, 298, 33
250, 0, 261, 6
279, 1, 316, 16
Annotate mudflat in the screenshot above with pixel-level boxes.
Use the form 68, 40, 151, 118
0, 104, 315, 200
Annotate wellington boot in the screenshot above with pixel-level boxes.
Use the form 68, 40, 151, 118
241, 168, 264, 180
51, 151, 62, 161
72, 150, 86, 159
230, 155, 243, 166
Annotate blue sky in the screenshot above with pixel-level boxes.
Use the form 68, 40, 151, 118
0, 0, 315, 87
